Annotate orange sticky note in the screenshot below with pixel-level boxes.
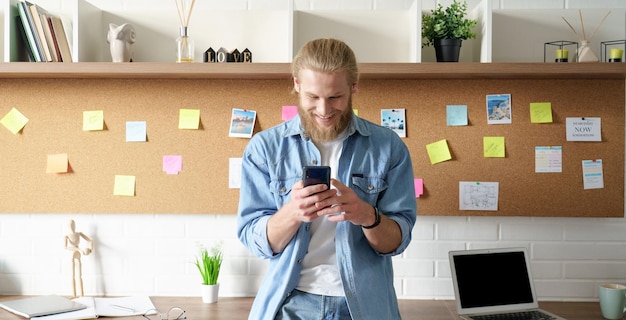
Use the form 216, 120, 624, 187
46, 153, 68, 173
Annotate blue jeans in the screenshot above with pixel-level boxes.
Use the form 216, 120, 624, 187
275, 290, 352, 320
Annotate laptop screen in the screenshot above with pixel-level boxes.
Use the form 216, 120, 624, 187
450, 247, 539, 315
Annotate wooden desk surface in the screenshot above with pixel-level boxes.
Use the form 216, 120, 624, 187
0, 296, 605, 319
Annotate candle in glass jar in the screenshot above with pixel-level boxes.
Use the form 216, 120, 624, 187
555, 49, 569, 62
609, 48, 623, 62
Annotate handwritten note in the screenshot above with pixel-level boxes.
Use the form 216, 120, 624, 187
83, 110, 104, 131
178, 109, 200, 129
426, 139, 452, 164
530, 102, 553, 123
483, 136, 505, 158
1, 107, 29, 134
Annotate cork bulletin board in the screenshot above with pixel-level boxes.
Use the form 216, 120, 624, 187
0, 77, 623, 216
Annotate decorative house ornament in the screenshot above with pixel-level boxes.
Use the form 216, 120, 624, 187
107, 23, 135, 62
561, 10, 611, 63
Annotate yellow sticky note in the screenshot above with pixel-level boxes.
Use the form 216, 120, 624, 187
353, 109, 359, 116
179, 109, 200, 129
426, 139, 452, 164
1, 107, 29, 134
484, 136, 505, 158
46, 153, 69, 173
114, 175, 136, 196
530, 102, 553, 123
83, 110, 104, 131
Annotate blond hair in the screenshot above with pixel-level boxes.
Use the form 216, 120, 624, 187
292, 38, 359, 85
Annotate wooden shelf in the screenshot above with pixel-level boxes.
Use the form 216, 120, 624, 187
1, 62, 626, 80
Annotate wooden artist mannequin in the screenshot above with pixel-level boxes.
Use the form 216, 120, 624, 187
64, 219, 93, 297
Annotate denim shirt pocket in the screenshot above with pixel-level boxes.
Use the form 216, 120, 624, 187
269, 177, 299, 207
351, 176, 388, 204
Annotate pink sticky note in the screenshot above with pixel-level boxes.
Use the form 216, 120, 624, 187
414, 178, 423, 198
282, 106, 298, 121
163, 155, 182, 174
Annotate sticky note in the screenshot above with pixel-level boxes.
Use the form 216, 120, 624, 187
46, 153, 69, 173
126, 121, 147, 142
414, 178, 423, 198
179, 109, 200, 129
353, 109, 359, 116
1, 107, 29, 134
446, 105, 468, 126
530, 102, 553, 123
83, 110, 104, 131
426, 139, 452, 164
484, 136, 505, 158
282, 106, 298, 121
163, 155, 182, 174
114, 175, 135, 196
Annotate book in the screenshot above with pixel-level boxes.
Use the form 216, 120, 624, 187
27, 1, 53, 62
14, 15, 35, 61
41, 13, 60, 62
48, 15, 72, 62
16, 1, 42, 62
0, 295, 86, 318
31, 296, 157, 320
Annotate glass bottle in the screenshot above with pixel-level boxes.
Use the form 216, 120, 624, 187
176, 26, 194, 63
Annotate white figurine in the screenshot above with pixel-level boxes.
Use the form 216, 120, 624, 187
107, 23, 136, 62
64, 219, 93, 297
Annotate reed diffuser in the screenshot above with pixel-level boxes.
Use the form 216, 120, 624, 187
175, 0, 196, 63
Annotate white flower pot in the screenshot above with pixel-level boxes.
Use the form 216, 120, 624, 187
200, 283, 219, 303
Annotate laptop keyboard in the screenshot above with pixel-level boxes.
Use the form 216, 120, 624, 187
469, 310, 558, 320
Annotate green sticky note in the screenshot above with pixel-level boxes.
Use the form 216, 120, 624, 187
484, 136, 505, 158
530, 102, 553, 123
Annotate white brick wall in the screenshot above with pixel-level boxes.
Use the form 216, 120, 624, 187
1, 0, 625, 302
3, 213, 626, 301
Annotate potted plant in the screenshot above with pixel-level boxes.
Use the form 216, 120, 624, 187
422, 0, 478, 62
195, 241, 223, 303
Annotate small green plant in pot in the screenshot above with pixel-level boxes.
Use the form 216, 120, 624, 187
195, 241, 223, 303
422, 0, 478, 62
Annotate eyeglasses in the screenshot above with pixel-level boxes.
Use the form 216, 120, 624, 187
142, 307, 186, 320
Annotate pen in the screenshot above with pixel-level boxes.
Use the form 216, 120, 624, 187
110, 304, 136, 312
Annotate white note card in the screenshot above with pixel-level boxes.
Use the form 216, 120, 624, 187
459, 181, 499, 211
582, 159, 604, 190
566, 117, 601, 142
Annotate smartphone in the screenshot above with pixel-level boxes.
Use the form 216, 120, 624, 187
302, 166, 331, 190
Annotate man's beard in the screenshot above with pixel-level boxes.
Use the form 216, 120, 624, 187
300, 99, 353, 143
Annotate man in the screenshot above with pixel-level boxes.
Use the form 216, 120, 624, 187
237, 38, 417, 320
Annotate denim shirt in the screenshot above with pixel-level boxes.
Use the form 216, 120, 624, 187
237, 114, 417, 320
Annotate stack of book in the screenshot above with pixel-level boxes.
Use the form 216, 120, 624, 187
16, 0, 72, 62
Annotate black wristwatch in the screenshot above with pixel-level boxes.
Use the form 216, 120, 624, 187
362, 206, 381, 229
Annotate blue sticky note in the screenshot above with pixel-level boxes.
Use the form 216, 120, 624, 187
446, 105, 468, 126
126, 121, 147, 142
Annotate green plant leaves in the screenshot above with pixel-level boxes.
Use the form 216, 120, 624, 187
422, 0, 478, 47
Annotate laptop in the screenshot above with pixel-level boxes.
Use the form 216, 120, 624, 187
449, 247, 566, 320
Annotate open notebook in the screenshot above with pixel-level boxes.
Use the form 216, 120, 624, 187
449, 247, 566, 320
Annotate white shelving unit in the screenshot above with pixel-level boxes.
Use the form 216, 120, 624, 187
1, 0, 625, 63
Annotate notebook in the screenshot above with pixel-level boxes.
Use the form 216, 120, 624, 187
0, 295, 86, 318
449, 247, 566, 320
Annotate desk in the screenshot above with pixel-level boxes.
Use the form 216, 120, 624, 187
0, 296, 605, 319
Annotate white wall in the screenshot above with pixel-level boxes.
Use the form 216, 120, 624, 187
0, 0, 626, 302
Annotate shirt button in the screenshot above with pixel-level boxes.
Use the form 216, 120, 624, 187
311, 159, 318, 165
280, 187, 286, 192
368, 185, 374, 190
306, 225, 310, 231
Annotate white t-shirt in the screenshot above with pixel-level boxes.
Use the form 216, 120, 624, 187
296, 130, 348, 296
